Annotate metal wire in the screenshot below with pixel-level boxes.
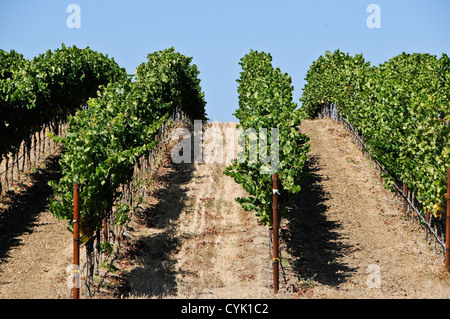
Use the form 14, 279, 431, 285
268, 228, 288, 286
318, 102, 446, 254
0, 123, 65, 176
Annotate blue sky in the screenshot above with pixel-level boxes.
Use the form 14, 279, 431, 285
1, 0, 449, 122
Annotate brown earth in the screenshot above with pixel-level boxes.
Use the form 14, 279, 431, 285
0, 120, 449, 299
123, 122, 272, 298
280, 119, 450, 298
0, 155, 73, 299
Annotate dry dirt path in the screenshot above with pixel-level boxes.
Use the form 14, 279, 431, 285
0, 122, 274, 300
124, 122, 272, 298
281, 119, 450, 298
0, 156, 73, 299
0, 120, 449, 299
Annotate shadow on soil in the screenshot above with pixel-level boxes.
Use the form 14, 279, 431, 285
0, 155, 62, 263
281, 154, 356, 287
122, 157, 194, 298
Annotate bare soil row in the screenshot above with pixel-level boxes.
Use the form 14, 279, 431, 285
0, 120, 448, 299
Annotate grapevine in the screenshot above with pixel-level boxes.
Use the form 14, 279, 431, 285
49, 47, 206, 244
224, 50, 310, 227
300, 50, 449, 218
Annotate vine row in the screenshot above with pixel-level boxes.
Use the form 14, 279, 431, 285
300, 50, 449, 219
224, 50, 310, 227
49, 48, 206, 289
0, 44, 126, 193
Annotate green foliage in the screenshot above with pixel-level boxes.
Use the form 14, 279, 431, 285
300, 50, 449, 216
50, 47, 207, 240
135, 47, 207, 121
225, 50, 310, 227
0, 44, 127, 158
100, 241, 114, 256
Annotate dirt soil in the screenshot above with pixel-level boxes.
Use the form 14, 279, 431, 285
123, 122, 272, 298
281, 119, 450, 298
0, 120, 449, 299
0, 155, 73, 299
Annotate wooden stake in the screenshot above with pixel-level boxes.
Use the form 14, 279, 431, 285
73, 183, 80, 299
272, 173, 280, 294
445, 167, 450, 271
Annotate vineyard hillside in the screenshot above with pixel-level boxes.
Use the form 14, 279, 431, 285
0, 121, 448, 298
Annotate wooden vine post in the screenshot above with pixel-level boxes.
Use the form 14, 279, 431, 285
272, 173, 280, 294
446, 167, 450, 271
73, 183, 80, 299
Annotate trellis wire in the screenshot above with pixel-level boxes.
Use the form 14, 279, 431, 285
0, 122, 67, 194
100, 107, 191, 258
72, 107, 192, 296
316, 102, 446, 256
